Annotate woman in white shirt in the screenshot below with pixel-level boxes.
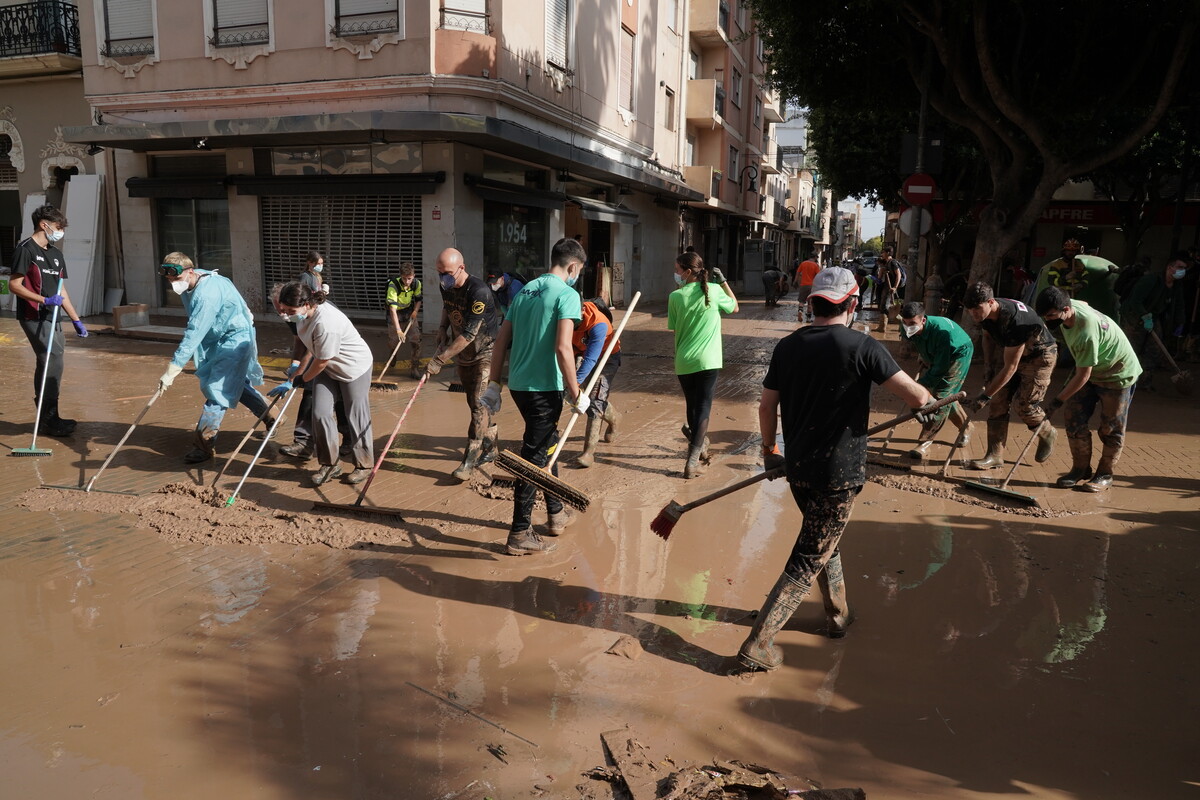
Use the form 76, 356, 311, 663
273, 281, 374, 486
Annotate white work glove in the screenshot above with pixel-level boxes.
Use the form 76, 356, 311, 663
569, 391, 591, 416
321, 283, 330, 294
481, 380, 502, 414
159, 363, 184, 392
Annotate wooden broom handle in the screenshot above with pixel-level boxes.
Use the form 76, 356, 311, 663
546, 291, 642, 470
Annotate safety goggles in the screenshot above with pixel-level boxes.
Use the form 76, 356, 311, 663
158, 263, 185, 277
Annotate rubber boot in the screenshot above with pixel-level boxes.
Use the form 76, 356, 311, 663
451, 439, 482, 482
1057, 436, 1093, 487
968, 418, 1006, 470
184, 427, 217, 464
1034, 422, 1057, 463
736, 572, 812, 671
818, 553, 854, 638
478, 425, 499, 466
1081, 455, 1114, 492
954, 420, 973, 447
575, 416, 602, 468
602, 403, 618, 444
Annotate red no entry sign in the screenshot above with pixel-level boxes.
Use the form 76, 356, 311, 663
901, 173, 938, 206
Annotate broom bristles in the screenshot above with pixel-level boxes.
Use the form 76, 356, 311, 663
371, 381, 399, 391
494, 449, 590, 510
649, 502, 683, 540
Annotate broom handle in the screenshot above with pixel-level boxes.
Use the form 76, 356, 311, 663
28, 276, 65, 449
226, 387, 299, 503
866, 391, 966, 436
376, 337, 405, 383
353, 373, 427, 507
1147, 329, 1182, 373
211, 392, 283, 487
546, 291, 642, 471
85, 387, 164, 492
999, 420, 1044, 491
674, 467, 785, 514
881, 370, 920, 449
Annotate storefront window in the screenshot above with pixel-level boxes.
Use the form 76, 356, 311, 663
483, 200, 547, 278
156, 197, 231, 306
271, 144, 423, 175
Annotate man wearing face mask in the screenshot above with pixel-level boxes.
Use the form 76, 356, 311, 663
428, 247, 501, 480
157, 252, 273, 463
898, 301, 974, 459
1120, 252, 1190, 387
1035, 286, 1141, 492
484, 237, 587, 555
485, 268, 525, 320
9, 204, 88, 437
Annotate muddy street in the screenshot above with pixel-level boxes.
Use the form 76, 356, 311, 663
1, 302, 1198, 800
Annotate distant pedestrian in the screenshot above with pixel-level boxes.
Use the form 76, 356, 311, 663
299, 250, 328, 294
386, 262, 424, 379
668, 251, 738, 478
761, 267, 786, 306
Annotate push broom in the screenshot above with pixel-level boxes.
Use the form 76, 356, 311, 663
224, 387, 299, 507
493, 291, 642, 511
371, 318, 413, 391
959, 420, 1045, 507
12, 277, 65, 457
210, 392, 286, 487
649, 392, 967, 539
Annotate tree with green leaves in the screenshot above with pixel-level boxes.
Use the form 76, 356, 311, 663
749, 0, 1199, 288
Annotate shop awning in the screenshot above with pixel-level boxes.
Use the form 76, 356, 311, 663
464, 174, 567, 210
567, 196, 638, 224
227, 173, 445, 196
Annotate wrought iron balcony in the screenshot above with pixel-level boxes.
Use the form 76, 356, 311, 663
440, 6, 490, 35
333, 11, 400, 37
0, 0, 80, 59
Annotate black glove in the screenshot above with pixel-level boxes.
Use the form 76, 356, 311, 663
763, 447, 785, 475
968, 393, 992, 413
1044, 398, 1063, 418
709, 266, 727, 285
914, 399, 940, 425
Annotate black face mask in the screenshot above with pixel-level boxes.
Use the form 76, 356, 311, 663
1045, 317, 1064, 330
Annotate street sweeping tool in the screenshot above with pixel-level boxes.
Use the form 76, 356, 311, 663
1147, 329, 1193, 396
311, 373, 428, 518
224, 388, 298, 507
43, 387, 165, 495
11, 277, 65, 458
210, 393, 284, 487
371, 319, 413, 391
649, 392, 965, 540
492, 292, 641, 512
960, 420, 1045, 507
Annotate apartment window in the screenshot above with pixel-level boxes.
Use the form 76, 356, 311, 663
728, 146, 738, 177
211, 0, 268, 47
440, 0, 488, 34
664, 87, 676, 132
335, 0, 400, 36
688, 50, 699, 80
735, 0, 747, 31
101, 0, 154, 56
665, 0, 678, 31
686, 135, 696, 166
546, 0, 570, 69
755, 34, 764, 63
731, 68, 742, 107
619, 26, 635, 112
754, 95, 762, 126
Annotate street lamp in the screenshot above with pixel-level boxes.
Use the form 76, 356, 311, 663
739, 165, 758, 193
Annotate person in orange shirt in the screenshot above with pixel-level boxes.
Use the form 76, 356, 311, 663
571, 297, 621, 467
794, 258, 821, 321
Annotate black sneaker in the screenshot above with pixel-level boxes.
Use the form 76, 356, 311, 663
280, 441, 314, 460
41, 417, 75, 437
1056, 468, 1093, 488
183, 447, 213, 464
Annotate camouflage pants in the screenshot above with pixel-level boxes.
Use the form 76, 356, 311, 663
456, 347, 496, 444
782, 483, 862, 586
984, 343, 1056, 436
1064, 382, 1135, 473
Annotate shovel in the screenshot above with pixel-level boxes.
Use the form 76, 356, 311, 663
1147, 330, 1193, 396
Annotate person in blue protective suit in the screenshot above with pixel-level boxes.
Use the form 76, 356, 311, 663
156, 252, 273, 463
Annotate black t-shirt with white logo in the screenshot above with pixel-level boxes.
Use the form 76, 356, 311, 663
12, 237, 68, 321
764, 324, 901, 491
980, 298, 1055, 357
440, 273, 499, 363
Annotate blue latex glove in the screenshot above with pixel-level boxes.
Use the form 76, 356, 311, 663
43, 294, 64, 307
285, 361, 301, 378
1142, 314, 1154, 331
268, 381, 293, 398
72, 320, 88, 338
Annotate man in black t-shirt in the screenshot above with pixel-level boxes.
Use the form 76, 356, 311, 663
962, 282, 1058, 469
736, 267, 935, 673
427, 247, 501, 481
9, 204, 89, 437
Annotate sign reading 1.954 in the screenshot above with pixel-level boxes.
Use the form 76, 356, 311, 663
499, 221, 528, 244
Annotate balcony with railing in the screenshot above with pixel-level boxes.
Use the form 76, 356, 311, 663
682, 165, 723, 204
686, 79, 725, 125
439, 6, 490, 35
334, 8, 401, 37
689, 0, 730, 47
0, 0, 81, 75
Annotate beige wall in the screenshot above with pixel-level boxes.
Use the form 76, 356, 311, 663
0, 76, 95, 205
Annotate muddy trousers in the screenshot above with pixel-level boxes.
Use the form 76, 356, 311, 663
389, 311, 423, 368
310, 370, 374, 470
738, 484, 860, 670
1064, 382, 1135, 475
677, 369, 718, 449
457, 351, 497, 446
509, 390, 564, 534
196, 380, 271, 436
580, 352, 620, 420
984, 345, 1056, 452
18, 316, 65, 419
918, 353, 972, 435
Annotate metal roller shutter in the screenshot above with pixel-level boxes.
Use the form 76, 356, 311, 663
105, 0, 153, 40
260, 195, 423, 318
546, 0, 567, 68
215, 0, 268, 28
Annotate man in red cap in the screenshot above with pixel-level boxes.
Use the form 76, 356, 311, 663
734, 267, 936, 672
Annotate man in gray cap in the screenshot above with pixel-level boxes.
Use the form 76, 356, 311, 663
734, 267, 936, 673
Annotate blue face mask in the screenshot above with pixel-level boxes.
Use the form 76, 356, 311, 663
282, 311, 307, 323
439, 273, 457, 291
674, 273, 686, 287
566, 270, 579, 288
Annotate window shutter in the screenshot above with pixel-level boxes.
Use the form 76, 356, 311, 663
619, 28, 634, 111
215, 0, 268, 28
546, 0, 567, 68
341, 0, 398, 14
106, 0, 153, 40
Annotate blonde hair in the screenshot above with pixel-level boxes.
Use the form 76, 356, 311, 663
163, 251, 195, 271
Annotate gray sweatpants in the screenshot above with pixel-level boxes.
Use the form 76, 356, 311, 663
311, 369, 374, 469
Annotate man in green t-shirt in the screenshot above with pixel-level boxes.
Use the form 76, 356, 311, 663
898, 301, 974, 459
1036, 287, 1142, 493
485, 238, 586, 556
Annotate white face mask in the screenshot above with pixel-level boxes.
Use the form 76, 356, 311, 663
1172, 268, 1187, 280
674, 273, 686, 287
171, 279, 189, 295
902, 323, 921, 338
312, 263, 323, 273
47, 227, 65, 243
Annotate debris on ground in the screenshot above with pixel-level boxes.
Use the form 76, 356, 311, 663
581, 730, 866, 799
605, 635, 643, 660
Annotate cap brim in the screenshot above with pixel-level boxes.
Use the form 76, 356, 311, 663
810, 287, 859, 303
